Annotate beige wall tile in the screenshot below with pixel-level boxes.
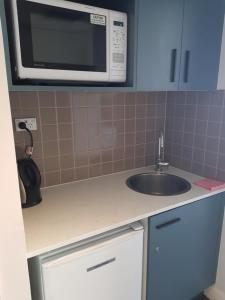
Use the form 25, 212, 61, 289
45, 171, 60, 186
10, 91, 163, 187
113, 93, 125, 105
113, 106, 124, 120
89, 164, 102, 178
43, 140, 59, 157
102, 162, 113, 175
58, 123, 73, 140
59, 139, 73, 155
42, 125, 58, 141
102, 149, 113, 163
19, 91, 38, 108
88, 151, 101, 165
40, 108, 57, 124
101, 106, 113, 121
60, 154, 74, 170
9, 92, 21, 109
44, 156, 59, 172
39, 92, 55, 107
61, 169, 75, 183
57, 107, 72, 123
76, 166, 89, 180
75, 152, 88, 167
113, 160, 125, 172
56, 92, 72, 108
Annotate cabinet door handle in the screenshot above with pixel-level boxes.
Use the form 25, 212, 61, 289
170, 49, 177, 82
87, 258, 116, 272
184, 50, 191, 83
156, 218, 181, 229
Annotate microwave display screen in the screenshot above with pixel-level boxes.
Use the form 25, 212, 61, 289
113, 21, 124, 27
17, 1, 107, 72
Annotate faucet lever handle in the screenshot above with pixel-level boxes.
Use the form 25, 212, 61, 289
158, 161, 169, 166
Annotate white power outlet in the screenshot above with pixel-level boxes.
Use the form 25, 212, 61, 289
15, 118, 37, 132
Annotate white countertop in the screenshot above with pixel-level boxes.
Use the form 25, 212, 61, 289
23, 166, 225, 258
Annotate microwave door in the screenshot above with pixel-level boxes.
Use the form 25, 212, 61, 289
12, 0, 110, 82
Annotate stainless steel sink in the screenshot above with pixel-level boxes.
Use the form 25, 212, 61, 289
126, 173, 191, 196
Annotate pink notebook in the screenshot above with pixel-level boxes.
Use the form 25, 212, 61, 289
194, 179, 225, 191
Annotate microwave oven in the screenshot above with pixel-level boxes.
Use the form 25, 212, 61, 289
9, 0, 127, 83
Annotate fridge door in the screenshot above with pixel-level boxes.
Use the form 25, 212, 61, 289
41, 228, 143, 300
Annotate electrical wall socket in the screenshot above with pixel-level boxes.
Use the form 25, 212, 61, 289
15, 118, 37, 132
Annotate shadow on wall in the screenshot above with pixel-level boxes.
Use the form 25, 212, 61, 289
166, 90, 225, 181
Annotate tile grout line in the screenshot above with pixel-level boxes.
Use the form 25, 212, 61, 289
201, 93, 211, 177
180, 91, 187, 169
99, 94, 104, 175
134, 92, 138, 168
143, 92, 147, 166
189, 92, 198, 173
123, 93, 126, 169
16, 92, 26, 149
70, 92, 77, 180
37, 92, 46, 187
54, 91, 61, 184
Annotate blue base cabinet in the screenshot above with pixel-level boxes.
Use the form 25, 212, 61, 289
147, 194, 225, 300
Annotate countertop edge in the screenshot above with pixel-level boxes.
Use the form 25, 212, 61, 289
25, 184, 225, 259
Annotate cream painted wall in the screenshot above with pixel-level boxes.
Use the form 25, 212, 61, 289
207, 209, 225, 300
216, 212, 225, 296
0, 23, 31, 300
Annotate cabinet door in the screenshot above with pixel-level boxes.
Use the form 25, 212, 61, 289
147, 194, 224, 300
137, 0, 184, 91
179, 0, 225, 90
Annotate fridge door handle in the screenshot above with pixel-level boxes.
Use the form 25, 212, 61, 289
87, 258, 116, 272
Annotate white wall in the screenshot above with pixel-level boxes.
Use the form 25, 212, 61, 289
0, 23, 31, 300
207, 209, 225, 300
216, 214, 225, 297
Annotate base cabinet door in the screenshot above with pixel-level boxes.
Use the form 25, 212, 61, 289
147, 194, 225, 300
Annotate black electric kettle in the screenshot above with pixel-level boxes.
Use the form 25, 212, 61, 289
17, 122, 42, 208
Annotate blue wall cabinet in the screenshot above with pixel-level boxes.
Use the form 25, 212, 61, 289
137, 0, 225, 91
179, 0, 224, 90
137, 0, 184, 91
147, 194, 225, 300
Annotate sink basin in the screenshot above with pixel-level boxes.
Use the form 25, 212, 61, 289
126, 173, 191, 196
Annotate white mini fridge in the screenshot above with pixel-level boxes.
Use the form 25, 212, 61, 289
29, 222, 144, 300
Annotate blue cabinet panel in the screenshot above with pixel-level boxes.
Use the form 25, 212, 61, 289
137, 0, 225, 91
147, 194, 225, 300
179, 0, 225, 90
137, 0, 184, 91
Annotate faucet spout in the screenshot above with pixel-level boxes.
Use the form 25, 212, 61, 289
155, 130, 169, 172
158, 130, 164, 159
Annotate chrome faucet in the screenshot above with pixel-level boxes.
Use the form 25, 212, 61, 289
155, 130, 169, 172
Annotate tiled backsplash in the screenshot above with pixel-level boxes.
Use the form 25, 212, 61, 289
166, 91, 225, 181
10, 90, 225, 186
10, 91, 166, 187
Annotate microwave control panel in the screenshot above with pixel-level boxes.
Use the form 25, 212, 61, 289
109, 12, 127, 82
